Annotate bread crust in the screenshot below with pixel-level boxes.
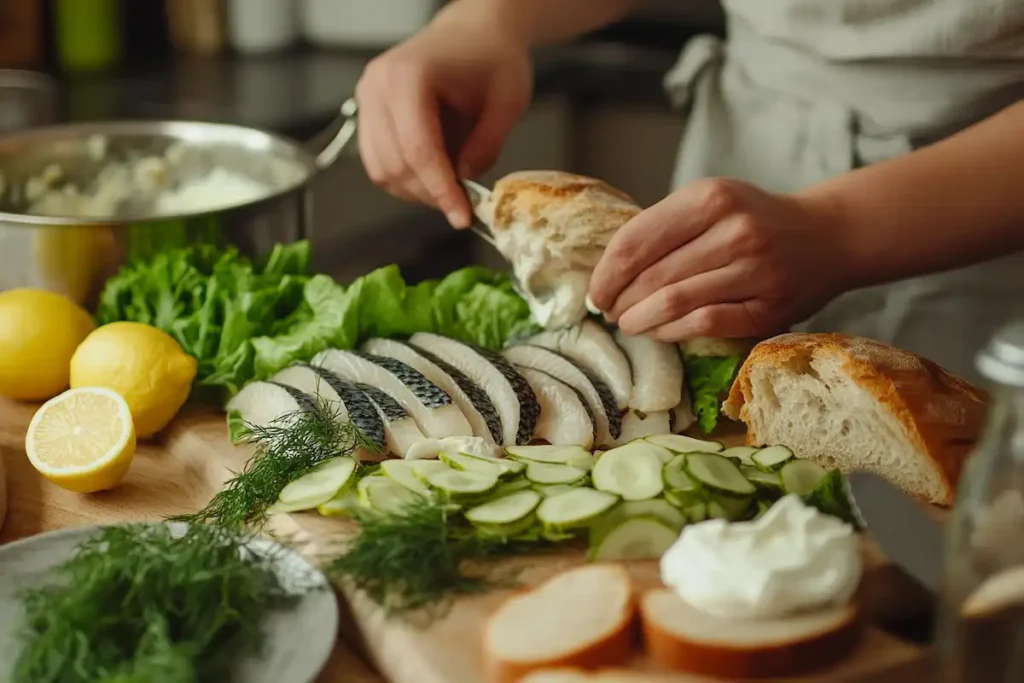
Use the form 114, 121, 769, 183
722, 333, 988, 505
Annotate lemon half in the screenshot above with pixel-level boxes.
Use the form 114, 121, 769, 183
26, 386, 136, 493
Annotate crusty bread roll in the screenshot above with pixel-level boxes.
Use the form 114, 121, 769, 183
520, 669, 682, 682
483, 564, 636, 683
722, 333, 988, 506
641, 588, 861, 679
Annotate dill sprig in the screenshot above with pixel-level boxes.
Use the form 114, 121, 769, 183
177, 398, 374, 530
322, 496, 539, 620
12, 523, 318, 683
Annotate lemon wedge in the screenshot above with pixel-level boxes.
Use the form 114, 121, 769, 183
26, 387, 136, 493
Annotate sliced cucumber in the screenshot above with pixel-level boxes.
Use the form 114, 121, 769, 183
588, 516, 680, 562
532, 483, 580, 497
592, 442, 666, 501
489, 478, 533, 498
686, 453, 756, 496
780, 459, 827, 495
662, 454, 699, 492
381, 459, 431, 496
753, 499, 774, 519
525, 461, 588, 485
505, 445, 592, 468
473, 513, 538, 539
358, 476, 422, 514
440, 451, 508, 478
459, 451, 526, 476
278, 456, 356, 506
589, 499, 686, 549
426, 468, 499, 498
740, 464, 783, 491
316, 490, 358, 517
664, 487, 704, 509
752, 445, 795, 471
410, 460, 450, 484
720, 446, 760, 466
645, 434, 724, 454
267, 498, 321, 515
707, 495, 753, 521
536, 488, 619, 530
684, 502, 708, 523
465, 489, 541, 526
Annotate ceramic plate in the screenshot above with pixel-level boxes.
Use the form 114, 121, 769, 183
0, 522, 338, 682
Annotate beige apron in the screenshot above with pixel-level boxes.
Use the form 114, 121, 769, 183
665, 0, 1024, 383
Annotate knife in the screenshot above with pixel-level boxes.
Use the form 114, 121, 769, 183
846, 471, 945, 593
460, 179, 499, 248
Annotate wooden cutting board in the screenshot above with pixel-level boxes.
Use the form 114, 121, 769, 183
0, 398, 935, 683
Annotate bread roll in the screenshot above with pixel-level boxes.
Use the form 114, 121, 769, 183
722, 333, 988, 505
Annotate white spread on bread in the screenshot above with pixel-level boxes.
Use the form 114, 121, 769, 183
660, 495, 861, 620
479, 171, 641, 330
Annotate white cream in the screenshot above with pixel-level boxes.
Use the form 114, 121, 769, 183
403, 436, 500, 461
660, 495, 861, 620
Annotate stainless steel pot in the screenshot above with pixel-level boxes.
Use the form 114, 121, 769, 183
0, 99, 357, 306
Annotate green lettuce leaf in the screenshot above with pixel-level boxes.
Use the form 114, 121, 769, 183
683, 355, 742, 434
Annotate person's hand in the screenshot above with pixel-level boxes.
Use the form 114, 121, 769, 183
355, 13, 533, 228
588, 178, 850, 341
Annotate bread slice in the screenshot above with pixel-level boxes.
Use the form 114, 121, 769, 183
722, 333, 987, 505
641, 588, 860, 679
521, 669, 683, 682
483, 564, 636, 683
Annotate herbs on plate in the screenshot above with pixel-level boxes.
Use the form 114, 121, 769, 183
12, 523, 318, 683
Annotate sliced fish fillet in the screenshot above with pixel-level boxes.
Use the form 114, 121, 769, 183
612, 409, 671, 446
408, 332, 539, 445
670, 380, 697, 434
614, 329, 683, 412
517, 366, 595, 449
503, 344, 622, 447
311, 349, 472, 439
354, 382, 428, 458
362, 337, 501, 444
527, 319, 633, 409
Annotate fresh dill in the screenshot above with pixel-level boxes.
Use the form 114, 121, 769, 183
12, 523, 319, 683
323, 496, 540, 620
176, 398, 375, 530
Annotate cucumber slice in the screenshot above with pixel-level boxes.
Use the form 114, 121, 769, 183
381, 460, 431, 496
459, 451, 526, 476
684, 502, 707, 523
532, 483, 580, 497
780, 459, 827, 495
753, 499, 774, 519
426, 468, 499, 497
645, 434, 724, 454
410, 460, 451, 484
489, 478, 533, 498
465, 489, 541, 525
664, 488, 704, 509
708, 495, 753, 521
525, 462, 588, 485
357, 476, 422, 514
589, 499, 686, 549
473, 513, 539, 539
740, 464, 783, 491
588, 516, 679, 562
662, 454, 699, 492
278, 456, 357, 506
505, 445, 592, 466
720, 446, 760, 466
592, 442, 666, 501
316, 490, 358, 517
686, 453, 756, 496
752, 445, 795, 471
536, 488, 619, 530
440, 451, 507, 478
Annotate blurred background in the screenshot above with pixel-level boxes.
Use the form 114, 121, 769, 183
0, 0, 725, 282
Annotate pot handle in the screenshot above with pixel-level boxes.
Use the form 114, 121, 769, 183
313, 98, 359, 171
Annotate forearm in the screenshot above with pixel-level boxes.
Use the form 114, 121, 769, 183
798, 101, 1024, 290
433, 0, 641, 47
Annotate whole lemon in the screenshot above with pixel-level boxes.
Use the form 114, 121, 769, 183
0, 288, 95, 401
70, 322, 198, 438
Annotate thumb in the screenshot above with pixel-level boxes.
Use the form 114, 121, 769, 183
457, 88, 523, 178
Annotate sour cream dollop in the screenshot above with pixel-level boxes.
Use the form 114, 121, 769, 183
660, 495, 861, 620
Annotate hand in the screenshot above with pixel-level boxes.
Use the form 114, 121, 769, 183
355, 14, 533, 228
588, 178, 850, 341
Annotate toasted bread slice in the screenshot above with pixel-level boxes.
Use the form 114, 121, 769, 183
483, 564, 636, 683
641, 588, 860, 679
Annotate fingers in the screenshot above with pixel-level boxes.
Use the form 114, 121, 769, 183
646, 302, 765, 342
588, 178, 743, 312
358, 105, 429, 204
458, 85, 526, 178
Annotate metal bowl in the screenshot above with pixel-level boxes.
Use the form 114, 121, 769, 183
0, 102, 356, 306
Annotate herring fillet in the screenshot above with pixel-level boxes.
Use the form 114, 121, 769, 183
353, 381, 428, 458
226, 380, 316, 431
527, 319, 633, 410
613, 329, 683, 412
408, 332, 539, 445
311, 349, 472, 439
517, 366, 595, 449
503, 344, 623, 447
362, 337, 502, 445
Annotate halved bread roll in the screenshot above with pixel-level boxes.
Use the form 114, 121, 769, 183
483, 564, 636, 683
521, 669, 682, 682
641, 588, 860, 679
722, 333, 988, 505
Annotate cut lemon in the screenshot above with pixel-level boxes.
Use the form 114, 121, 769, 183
26, 387, 136, 493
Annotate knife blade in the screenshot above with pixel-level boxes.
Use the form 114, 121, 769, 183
846, 471, 945, 593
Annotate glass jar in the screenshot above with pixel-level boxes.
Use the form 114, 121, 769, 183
935, 320, 1024, 682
